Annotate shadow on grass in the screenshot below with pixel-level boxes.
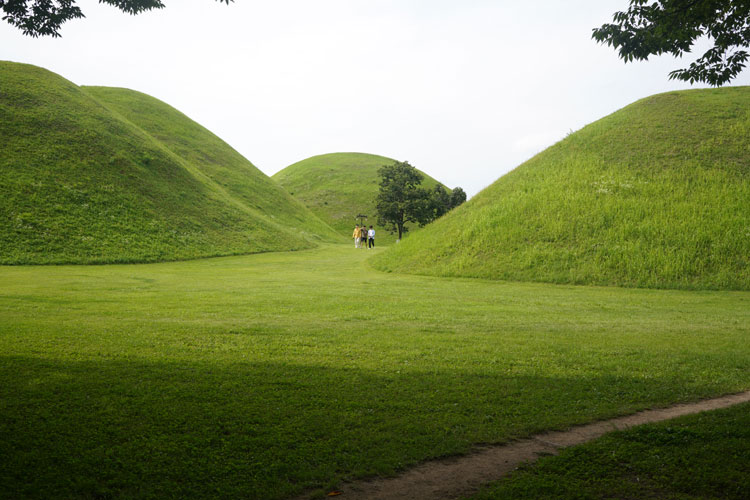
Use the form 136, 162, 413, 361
470, 402, 750, 500
0, 355, 736, 499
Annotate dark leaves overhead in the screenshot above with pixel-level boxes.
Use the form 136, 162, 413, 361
1, 0, 232, 37
592, 0, 750, 85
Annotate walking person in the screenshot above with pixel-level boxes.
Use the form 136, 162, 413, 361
367, 225, 375, 249
359, 225, 368, 249
353, 224, 361, 248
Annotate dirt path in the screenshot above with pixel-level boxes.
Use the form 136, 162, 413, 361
297, 391, 750, 500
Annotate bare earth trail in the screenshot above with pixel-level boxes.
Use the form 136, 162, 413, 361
296, 391, 750, 500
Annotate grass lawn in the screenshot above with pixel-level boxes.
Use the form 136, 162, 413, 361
470, 402, 750, 500
1, 245, 748, 499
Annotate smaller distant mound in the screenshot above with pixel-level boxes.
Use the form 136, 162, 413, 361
372, 87, 750, 291
273, 152, 445, 244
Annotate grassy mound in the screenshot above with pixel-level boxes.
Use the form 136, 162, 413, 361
83, 86, 339, 242
373, 87, 750, 290
273, 152, 445, 244
0, 61, 339, 264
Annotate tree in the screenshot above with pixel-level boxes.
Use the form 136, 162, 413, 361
449, 187, 467, 209
428, 185, 467, 220
429, 184, 452, 219
592, 1, 750, 86
376, 162, 467, 240
1, 0, 232, 38
375, 161, 432, 241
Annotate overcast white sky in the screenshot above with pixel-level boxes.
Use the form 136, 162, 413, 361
2, 0, 748, 197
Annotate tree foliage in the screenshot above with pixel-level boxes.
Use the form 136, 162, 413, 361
449, 187, 467, 209
430, 184, 452, 219
1, 0, 232, 37
430, 185, 467, 219
376, 162, 431, 241
592, 0, 750, 86
376, 161, 466, 240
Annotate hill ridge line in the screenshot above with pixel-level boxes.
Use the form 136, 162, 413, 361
0, 61, 340, 263
83, 85, 340, 242
372, 87, 750, 290
298, 390, 750, 500
83, 89, 291, 227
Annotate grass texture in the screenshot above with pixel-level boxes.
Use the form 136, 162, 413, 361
372, 87, 750, 290
0, 61, 340, 265
471, 402, 750, 500
273, 152, 445, 243
1, 245, 748, 499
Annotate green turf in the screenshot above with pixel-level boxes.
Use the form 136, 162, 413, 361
83, 86, 339, 244
0, 61, 340, 265
372, 87, 750, 290
1, 245, 748, 499
272, 152, 446, 244
469, 402, 750, 500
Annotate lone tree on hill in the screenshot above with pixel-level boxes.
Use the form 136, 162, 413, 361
376, 161, 466, 240
593, 0, 750, 86
2, 0, 232, 37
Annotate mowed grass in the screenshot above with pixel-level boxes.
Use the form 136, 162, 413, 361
273, 152, 445, 244
374, 87, 750, 290
470, 402, 750, 500
0, 245, 748, 499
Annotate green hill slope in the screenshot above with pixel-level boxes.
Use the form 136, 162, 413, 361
273, 152, 445, 244
83, 86, 339, 243
373, 87, 750, 290
0, 61, 339, 264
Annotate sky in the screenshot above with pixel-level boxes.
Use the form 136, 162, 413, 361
2, 0, 748, 197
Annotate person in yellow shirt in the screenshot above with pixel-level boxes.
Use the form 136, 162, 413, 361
353, 224, 361, 248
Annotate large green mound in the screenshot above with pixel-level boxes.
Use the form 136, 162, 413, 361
273, 152, 445, 244
373, 87, 750, 290
0, 62, 339, 264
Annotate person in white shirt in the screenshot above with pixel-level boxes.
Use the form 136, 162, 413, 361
367, 226, 375, 249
